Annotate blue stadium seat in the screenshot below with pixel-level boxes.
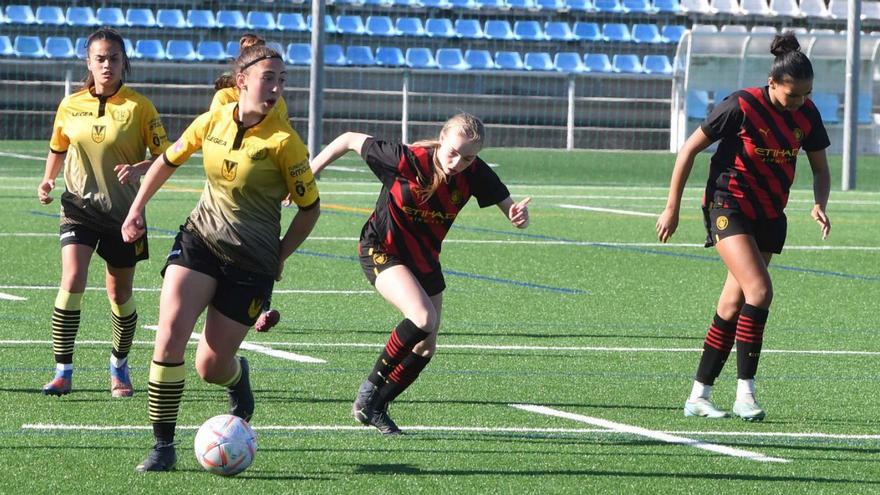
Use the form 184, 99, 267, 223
687, 90, 709, 119
166, 40, 197, 61
67, 7, 98, 27
226, 41, 241, 59
337, 15, 366, 35
421, 0, 453, 6
545, 21, 575, 41
653, 0, 682, 12
126, 8, 156, 28
495, 51, 525, 70
603, 23, 632, 42
507, 0, 539, 8
613, 54, 643, 73
406, 47, 438, 68
247, 11, 277, 30
524, 52, 554, 71
217, 10, 246, 29
6, 5, 35, 24
366, 16, 397, 36
465, 49, 495, 69
436, 48, 469, 70
594, 0, 626, 11
584, 53, 612, 72
197, 41, 227, 61
574, 22, 603, 41
362, 0, 394, 5
135, 40, 165, 60
477, 0, 509, 8
0, 36, 14, 57
325, 44, 347, 66
14, 36, 44, 58
623, 0, 659, 12
426, 18, 456, 38
334, 0, 365, 5
566, 0, 598, 10
96, 8, 126, 27
278, 13, 307, 32
456, 19, 485, 38
661, 25, 686, 43
643, 54, 672, 74
394, 0, 425, 5
514, 20, 545, 40
267, 41, 285, 57
485, 20, 515, 40
449, 0, 479, 8
45, 37, 75, 59
157, 9, 186, 29
187, 9, 216, 29
632, 24, 663, 43
396, 18, 426, 36
554, 52, 587, 73
376, 46, 406, 66
859, 93, 872, 124
811, 93, 840, 124
36, 6, 65, 26
346, 45, 376, 65
287, 43, 311, 65
536, 0, 567, 10
307, 15, 338, 34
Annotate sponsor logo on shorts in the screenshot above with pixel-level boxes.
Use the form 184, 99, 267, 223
134, 239, 145, 256
60, 231, 76, 240
167, 249, 182, 259
716, 215, 729, 231
372, 252, 388, 265
248, 298, 263, 319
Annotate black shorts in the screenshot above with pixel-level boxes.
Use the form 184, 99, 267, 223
358, 245, 446, 297
59, 222, 148, 268
162, 227, 275, 326
703, 206, 787, 254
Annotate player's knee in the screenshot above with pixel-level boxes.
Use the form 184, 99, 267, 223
745, 283, 773, 308
406, 307, 438, 334
194, 354, 223, 383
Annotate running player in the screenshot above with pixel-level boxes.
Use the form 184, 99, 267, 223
38, 27, 169, 398
121, 44, 320, 471
310, 113, 531, 434
656, 32, 831, 421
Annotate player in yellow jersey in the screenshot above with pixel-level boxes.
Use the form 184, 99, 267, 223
37, 28, 169, 398
122, 44, 320, 472
211, 33, 289, 332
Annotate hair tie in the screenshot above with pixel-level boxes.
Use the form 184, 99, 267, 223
240, 54, 283, 71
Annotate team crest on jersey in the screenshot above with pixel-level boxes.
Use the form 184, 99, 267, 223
793, 128, 803, 141
716, 215, 729, 231
449, 189, 462, 206
111, 108, 130, 123
222, 160, 238, 181
248, 298, 263, 319
91, 125, 106, 143
246, 144, 268, 161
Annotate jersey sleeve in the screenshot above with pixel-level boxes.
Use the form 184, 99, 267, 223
48, 99, 69, 153
278, 132, 319, 208
802, 107, 832, 152
469, 158, 511, 208
164, 111, 211, 167
700, 93, 744, 142
140, 99, 170, 157
360, 137, 405, 186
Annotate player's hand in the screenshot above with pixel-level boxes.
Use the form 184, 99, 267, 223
37, 179, 55, 205
115, 163, 141, 185
121, 210, 146, 243
656, 208, 679, 243
509, 197, 531, 229
811, 204, 831, 240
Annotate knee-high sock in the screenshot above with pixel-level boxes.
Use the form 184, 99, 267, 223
110, 297, 137, 361
52, 289, 83, 364
147, 361, 185, 444
368, 319, 430, 387
736, 304, 768, 380
376, 353, 433, 406
695, 313, 738, 386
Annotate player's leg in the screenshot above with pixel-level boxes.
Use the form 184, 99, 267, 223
105, 264, 137, 397
43, 241, 94, 396
195, 307, 253, 422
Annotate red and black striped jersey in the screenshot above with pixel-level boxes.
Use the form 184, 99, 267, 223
700, 86, 830, 220
359, 138, 510, 275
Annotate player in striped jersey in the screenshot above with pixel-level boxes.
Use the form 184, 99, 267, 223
38, 28, 169, 398
310, 113, 531, 434
656, 32, 831, 421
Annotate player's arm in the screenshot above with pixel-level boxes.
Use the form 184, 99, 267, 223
115, 155, 160, 185
310, 132, 371, 176
496, 196, 531, 229
38, 150, 66, 205
656, 128, 713, 243
806, 148, 831, 240
121, 154, 178, 242
278, 199, 321, 280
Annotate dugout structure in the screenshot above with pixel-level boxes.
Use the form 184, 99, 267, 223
670, 31, 880, 154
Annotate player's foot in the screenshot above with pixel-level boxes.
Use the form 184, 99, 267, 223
227, 356, 254, 422
369, 402, 402, 435
351, 380, 377, 425
732, 400, 766, 422
110, 362, 133, 397
135, 442, 177, 472
42, 369, 72, 396
684, 397, 728, 418
254, 309, 280, 332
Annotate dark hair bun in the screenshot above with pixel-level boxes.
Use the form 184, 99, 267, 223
770, 32, 801, 57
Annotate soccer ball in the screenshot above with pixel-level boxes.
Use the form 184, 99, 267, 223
194, 414, 257, 476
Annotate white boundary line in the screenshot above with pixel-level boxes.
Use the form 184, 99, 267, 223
0, 292, 26, 301
557, 204, 659, 217
510, 404, 790, 463
0, 285, 371, 295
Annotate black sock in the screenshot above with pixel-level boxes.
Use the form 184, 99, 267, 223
736, 304, 768, 380
695, 313, 738, 385
368, 319, 429, 387
376, 353, 432, 406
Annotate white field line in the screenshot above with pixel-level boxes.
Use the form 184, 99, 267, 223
0, 285, 371, 295
4, 234, 877, 252
511, 404, 789, 463
0, 151, 43, 161
4, 338, 880, 356
19, 422, 880, 441
557, 204, 662, 217
142, 325, 325, 364
0, 292, 26, 301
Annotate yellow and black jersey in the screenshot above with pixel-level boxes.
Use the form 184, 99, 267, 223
165, 102, 318, 275
50, 85, 169, 229
210, 87, 289, 123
